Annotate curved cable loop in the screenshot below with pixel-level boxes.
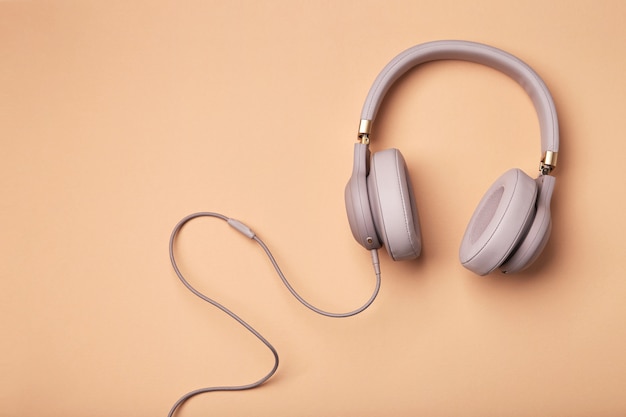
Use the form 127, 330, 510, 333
253, 236, 381, 317
167, 212, 381, 416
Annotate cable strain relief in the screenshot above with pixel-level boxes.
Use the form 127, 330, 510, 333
370, 249, 381, 276
227, 218, 256, 239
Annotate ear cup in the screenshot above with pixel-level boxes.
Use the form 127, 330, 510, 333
500, 175, 555, 273
459, 168, 537, 275
345, 144, 382, 250
367, 149, 422, 261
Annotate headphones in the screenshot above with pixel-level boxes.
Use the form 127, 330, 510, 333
345, 40, 559, 275
168, 40, 560, 416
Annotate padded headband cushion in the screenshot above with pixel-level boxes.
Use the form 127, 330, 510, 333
361, 40, 559, 154
459, 168, 537, 275
367, 149, 422, 261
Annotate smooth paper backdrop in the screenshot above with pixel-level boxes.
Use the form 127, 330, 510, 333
2, 1, 626, 416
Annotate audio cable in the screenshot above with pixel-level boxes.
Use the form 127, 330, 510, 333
168, 212, 382, 416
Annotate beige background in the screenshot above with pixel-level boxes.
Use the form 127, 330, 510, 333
2, 1, 626, 416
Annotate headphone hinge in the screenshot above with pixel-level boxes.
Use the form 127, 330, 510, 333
540, 151, 558, 175
358, 119, 372, 144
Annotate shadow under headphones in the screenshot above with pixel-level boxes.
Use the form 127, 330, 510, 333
345, 40, 559, 275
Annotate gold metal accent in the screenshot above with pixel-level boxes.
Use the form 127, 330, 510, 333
357, 119, 372, 144
543, 151, 558, 167
540, 151, 558, 175
358, 119, 372, 136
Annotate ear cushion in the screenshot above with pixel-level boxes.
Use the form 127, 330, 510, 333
500, 175, 555, 273
459, 168, 537, 275
367, 149, 422, 261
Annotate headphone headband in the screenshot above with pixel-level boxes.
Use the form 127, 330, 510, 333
358, 40, 559, 173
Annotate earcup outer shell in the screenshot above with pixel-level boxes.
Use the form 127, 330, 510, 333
345, 143, 382, 250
